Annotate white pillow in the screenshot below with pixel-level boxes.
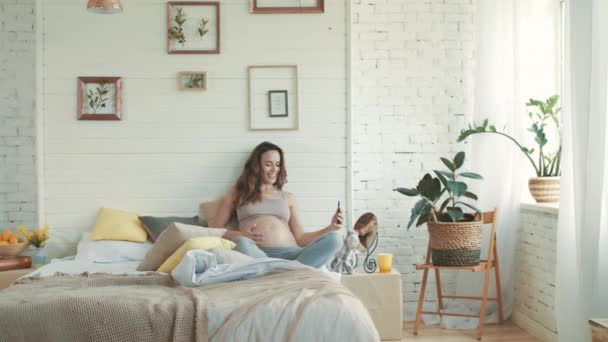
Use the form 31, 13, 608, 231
76, 232, 152, 263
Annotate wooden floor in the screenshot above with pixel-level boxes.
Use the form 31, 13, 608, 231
398, 321, 540, 342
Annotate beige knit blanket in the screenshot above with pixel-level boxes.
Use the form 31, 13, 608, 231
0, 272, 208, 342
0, 268, 376, 342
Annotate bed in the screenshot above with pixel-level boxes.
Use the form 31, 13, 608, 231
0, 258, 380, 342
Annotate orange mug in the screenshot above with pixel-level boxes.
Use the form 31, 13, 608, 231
378, 253, 393, 273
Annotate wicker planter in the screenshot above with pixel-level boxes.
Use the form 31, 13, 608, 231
427, 215, 483, 266
528, 176, 560, 203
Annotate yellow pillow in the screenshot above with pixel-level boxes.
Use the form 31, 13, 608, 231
157, 236, 236, 273
90, 207, 147, 242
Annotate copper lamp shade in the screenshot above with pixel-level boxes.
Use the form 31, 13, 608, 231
87, 0, 123, 14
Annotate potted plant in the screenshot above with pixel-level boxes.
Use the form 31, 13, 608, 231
394, 152, 484, 266
457, 95, 561, 202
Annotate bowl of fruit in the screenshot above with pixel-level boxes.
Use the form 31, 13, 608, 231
0, 230, 30, 257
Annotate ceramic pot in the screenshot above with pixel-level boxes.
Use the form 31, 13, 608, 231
528, 176, 560, 203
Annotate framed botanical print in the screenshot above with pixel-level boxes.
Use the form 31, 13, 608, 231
250, 0, 324, 14
77, 77, 122, 121
178, 71, 207, 91
167, 1, 220, 54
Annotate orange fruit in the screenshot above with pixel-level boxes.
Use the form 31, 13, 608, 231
0, 241, 8, 245
8, 236, 19, 244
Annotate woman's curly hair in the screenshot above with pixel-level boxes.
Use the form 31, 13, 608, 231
234, 141, 287, 208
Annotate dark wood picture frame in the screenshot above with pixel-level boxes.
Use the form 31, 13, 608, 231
268, 90, 288, 117
77, 77, 122, 121
250, 0, 324, 14
167, 1, 220, 54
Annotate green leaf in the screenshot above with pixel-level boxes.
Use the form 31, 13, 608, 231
489, 125, 496, 132
521, 147, 535, 155
407, 199, 427, 229
437, 170, 454, 180
446, 207, 464, 222
441, 158, 456, 171
394, 188, 418, 196
453, 152, 465, 169
462, 191, 478, 200
446, 181, 467, 197
456, 201, 482, 215
439, 197, 451, 212
416, 205, 431, 227
459, 172, 483, 180
433, 170, 448, 187
416, 174, 442, 201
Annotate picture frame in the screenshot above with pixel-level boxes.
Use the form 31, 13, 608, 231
77, 77, 122, 121
268, 90, 288, 117
167, 2, 220, 54
178, 71, 207, 91
250, 0, 324, 14
248, 65, 299, 131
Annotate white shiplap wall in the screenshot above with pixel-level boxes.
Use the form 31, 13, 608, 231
41, 0, 347, 258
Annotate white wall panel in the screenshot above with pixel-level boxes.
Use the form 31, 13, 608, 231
41, 0, 346, 258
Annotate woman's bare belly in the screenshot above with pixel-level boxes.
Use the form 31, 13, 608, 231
239, 215, 297, 247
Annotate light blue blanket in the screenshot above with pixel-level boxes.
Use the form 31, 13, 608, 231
171, 250, 309, 287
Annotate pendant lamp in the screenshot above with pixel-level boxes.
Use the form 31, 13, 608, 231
87, 0, 123, 14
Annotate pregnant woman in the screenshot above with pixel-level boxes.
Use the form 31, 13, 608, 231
211, 141, 342, 268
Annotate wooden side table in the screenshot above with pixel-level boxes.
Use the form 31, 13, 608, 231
341, 270, 403, 341
0, 268, 35, 289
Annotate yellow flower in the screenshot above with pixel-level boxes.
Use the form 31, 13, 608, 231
16, 224, 50, 248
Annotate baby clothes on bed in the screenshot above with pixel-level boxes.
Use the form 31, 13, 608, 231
232, 232, 341, 268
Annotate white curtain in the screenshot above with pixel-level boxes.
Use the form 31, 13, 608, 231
556, 0, 608, 340
443, 0, 561, 328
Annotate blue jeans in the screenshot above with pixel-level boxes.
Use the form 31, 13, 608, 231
232, 231, 342, 268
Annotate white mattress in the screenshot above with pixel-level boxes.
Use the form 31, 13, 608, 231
26, 257, 146, 278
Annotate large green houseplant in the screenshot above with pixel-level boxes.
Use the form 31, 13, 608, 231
394, 152, 484, 266
457, 95, 561, 202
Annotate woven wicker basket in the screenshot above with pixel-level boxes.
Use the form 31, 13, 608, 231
528, 176, 560, 203
427, 213, 483, 266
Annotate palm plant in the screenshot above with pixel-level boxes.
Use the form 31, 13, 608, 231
458, 95, 561, 177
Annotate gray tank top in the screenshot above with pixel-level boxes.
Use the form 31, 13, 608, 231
236, 191, 291, 225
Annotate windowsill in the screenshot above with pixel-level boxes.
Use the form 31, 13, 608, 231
520, 202, 559, 215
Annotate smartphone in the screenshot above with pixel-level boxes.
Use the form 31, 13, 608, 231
336, 201, 342, 224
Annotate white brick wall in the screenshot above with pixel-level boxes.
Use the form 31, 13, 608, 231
0, 0, 37, 231
512, 205, 558, 342
351, 0, 476, 317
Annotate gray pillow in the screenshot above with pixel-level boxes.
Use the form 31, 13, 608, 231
138, 216, 200, 242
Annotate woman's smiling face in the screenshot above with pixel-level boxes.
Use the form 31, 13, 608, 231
259, 150, 281, 185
